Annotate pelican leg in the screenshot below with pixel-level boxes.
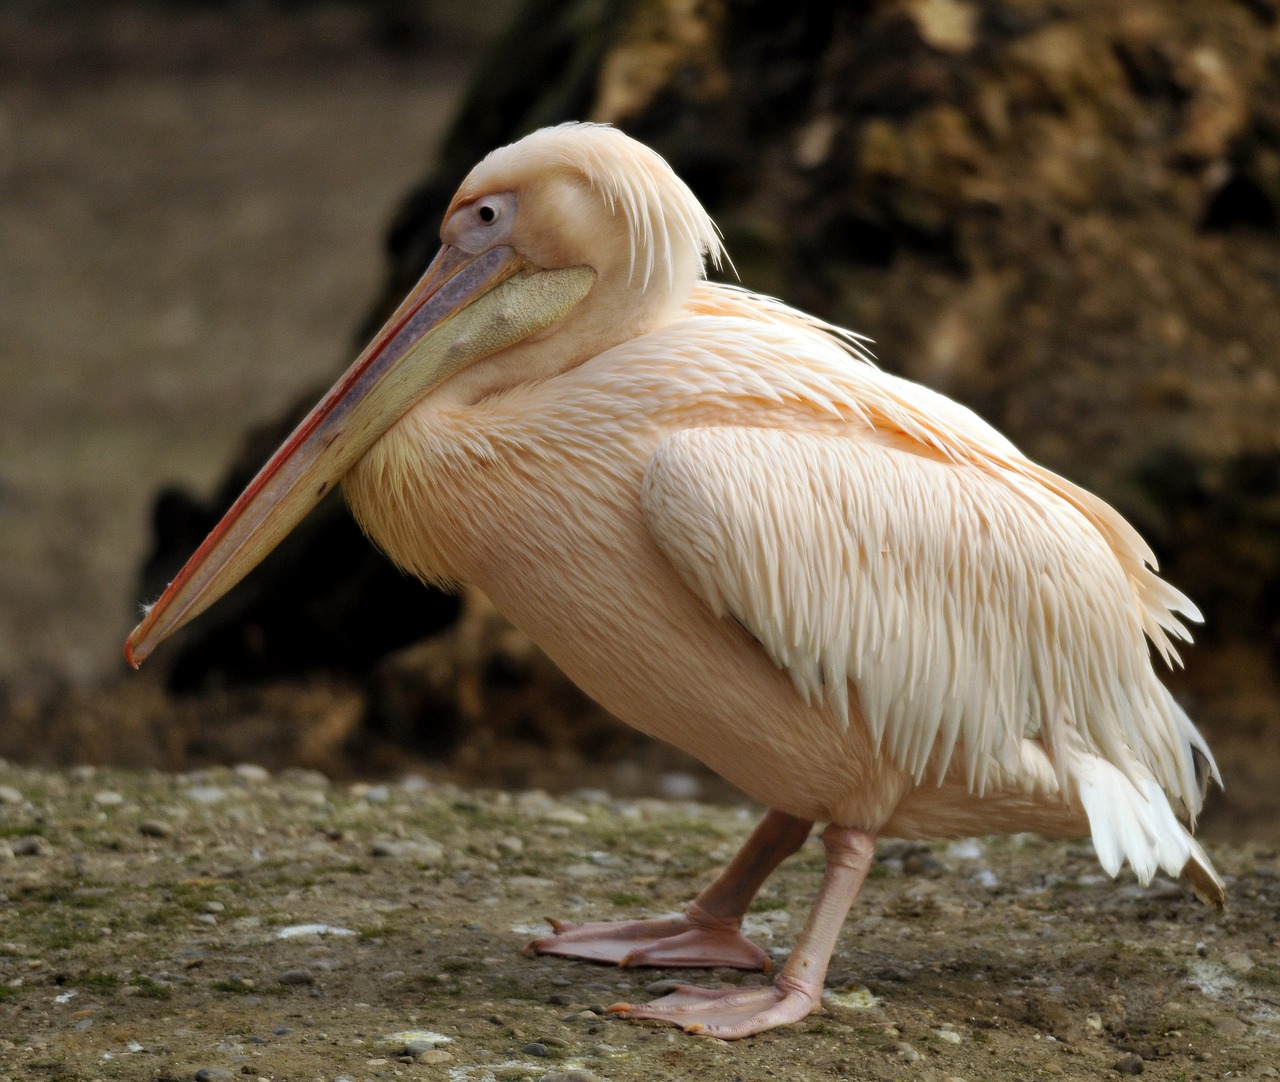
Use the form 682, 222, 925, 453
609, 824, 875, 1039
526, 809, 812, 970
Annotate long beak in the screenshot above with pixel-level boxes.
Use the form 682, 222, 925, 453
126, 245, 594, 667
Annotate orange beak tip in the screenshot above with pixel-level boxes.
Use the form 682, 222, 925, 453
124, 611, 155, 669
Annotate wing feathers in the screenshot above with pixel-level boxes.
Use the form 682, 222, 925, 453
642, 426, 1215, 812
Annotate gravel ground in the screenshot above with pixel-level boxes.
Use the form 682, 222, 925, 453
1, 762, 1277, 1081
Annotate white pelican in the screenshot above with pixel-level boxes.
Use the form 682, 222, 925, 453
127, 122, 1223, 1039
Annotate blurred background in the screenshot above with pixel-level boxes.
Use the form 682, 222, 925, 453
1, 0, 1277, 839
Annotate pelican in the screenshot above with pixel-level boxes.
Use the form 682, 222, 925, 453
127, 122, 1223, 1039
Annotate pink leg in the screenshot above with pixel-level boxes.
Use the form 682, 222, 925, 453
527, 809, 812, 970
610, 824, 876, 1039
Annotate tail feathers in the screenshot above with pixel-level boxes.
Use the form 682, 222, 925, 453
1162, 686, 1222, 822
1181, 834, 1227, 909
1076, 757, 1226, 908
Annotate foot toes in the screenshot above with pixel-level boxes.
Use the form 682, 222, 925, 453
610, 982, 820, 1038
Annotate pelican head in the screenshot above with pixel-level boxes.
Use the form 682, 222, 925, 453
125, 123, 722, 666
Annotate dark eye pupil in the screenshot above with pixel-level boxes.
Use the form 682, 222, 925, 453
478, 204, 496, 223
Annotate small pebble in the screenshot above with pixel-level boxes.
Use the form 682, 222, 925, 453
272, 1027, 293, 1036
286, 787, 328, 807
541, 807, 589, 825
234, 763, 270, 783
138, 820, 173, 838
370, 838, 444, 863
275, 922, 356, 939
0, 785, 24, 804
522, 1041, 550, 1056
282, 768, 329, 788
279, 969, 315, 985
903, 851, 945, 877
416, 1049, 453, 1064
891, 1041, 920, 1063
657, 771, 701, 800
12, 835, 50, 857
1113, 1053, 1144, 1075
1224, 951, 1255, 973
203, 901, 224, 914
194, 1069, 233, 1082
645, 979, 681, 996
94, 791, 124, 806
185, 786, 227, 805
972, 869, 1000, 891
540, 1072, 604, 1082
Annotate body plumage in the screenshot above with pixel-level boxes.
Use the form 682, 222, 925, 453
130, 124, 1222, 1038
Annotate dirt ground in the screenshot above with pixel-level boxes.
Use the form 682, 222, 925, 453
2, 4, 1279, 1078
2, 764, 1278, 1082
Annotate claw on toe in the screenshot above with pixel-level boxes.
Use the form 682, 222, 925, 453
522, 917, 573, 955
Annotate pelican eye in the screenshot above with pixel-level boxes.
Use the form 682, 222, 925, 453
447, 192, 515, 250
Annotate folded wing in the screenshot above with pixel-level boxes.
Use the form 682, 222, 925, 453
641, 425, 1213, 815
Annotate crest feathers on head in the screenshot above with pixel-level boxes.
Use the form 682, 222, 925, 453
507, 122, 726, 291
